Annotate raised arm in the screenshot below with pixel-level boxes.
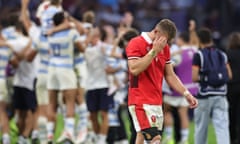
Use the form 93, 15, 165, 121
189, 20, 199, 47
128, 37, 167, 76
20, 0, 32, 33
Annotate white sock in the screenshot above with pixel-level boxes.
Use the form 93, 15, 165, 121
98, 134, 107, 144
2, 133, 10, 144
77, 103, 88, 130
181, 128, 189, 142
119, 139, 129, 144
65, 117, 75, 136
114, 139, 129, 144
164, 126, 173, 139
46, 122, 54, 137
18, 136, 28, 143
31, 129, 38, 139
38, 116, 48, 140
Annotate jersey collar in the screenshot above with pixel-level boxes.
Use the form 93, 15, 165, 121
141, 32, 153, 44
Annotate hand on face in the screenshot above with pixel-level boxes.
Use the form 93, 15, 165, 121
152, 36, 167, 54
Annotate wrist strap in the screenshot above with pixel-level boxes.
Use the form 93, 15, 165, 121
183, 90, 190, 97
148, 49, 157, 58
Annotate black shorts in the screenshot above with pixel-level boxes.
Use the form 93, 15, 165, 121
86, 88, 111, 112
13, 86, 37, 111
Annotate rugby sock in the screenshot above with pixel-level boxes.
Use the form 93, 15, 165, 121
37, 116, 48, 140
65, 117, 75, 137
2, 133, 10, 144
46, 122, 54, 138
77, 103, 88, 130
18, 135, 28, 144
98, 134, 107, 144
164, 126, 173, 139
31, 129, 39, 139
180, 128, 189, 142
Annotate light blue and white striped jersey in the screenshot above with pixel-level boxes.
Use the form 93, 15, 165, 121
105, 43, 127, 89
33, 35, 49, 74
0, 46, 12, 79
74, 35, 87, 66
29, 24, 49, 75
48, 29, 80, 69
1, 27, 18, 40
40, 5, 62, 34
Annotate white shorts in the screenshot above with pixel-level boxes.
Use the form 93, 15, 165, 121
74, 61, 88, 88
0, 80, 8, 102
163, 95, 189, 107
36, 74, 48, 105
47, 67, 77, 90
128, 104, 164, 132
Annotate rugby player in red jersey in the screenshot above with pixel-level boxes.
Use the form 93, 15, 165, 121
126, 19, 198, 144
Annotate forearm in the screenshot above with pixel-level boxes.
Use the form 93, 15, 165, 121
48, 22, 72, 35
165, 74, 188, 96
20, 0, 31, 32
189, 30, 199, 46
0, 40, 9, 47
128, 49, 156, 76
69, 16, 85, 35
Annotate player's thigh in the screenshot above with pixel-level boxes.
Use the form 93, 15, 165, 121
48, 90, 58, 110
128, 104, 164, 134
99, 88, 111, 111
58, 69, 78, 90
23, 87, 37, 111
0, 80, 8, 103
36, 74, 48, 105
62, 89, 77, 103
47, 68, 59, 90
86, 89, 99, 112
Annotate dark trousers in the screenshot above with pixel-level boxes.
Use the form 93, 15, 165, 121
227, 84, 240, 144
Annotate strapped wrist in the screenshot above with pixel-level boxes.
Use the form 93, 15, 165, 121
148, 49, 157, 58
183, 90, 191, 97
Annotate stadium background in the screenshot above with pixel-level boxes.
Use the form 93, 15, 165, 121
0, 0, 239, 143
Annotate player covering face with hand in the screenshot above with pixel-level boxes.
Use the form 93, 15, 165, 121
126, 19, 198, 144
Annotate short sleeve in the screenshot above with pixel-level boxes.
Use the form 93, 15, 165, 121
126, 38, 141, 60
221, 51, 228, 64
164, 44, 171, 64
192, 52, 201, 67
29, 24, 41, 42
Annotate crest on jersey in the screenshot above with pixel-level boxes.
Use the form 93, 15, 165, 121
151, 115, 156, 123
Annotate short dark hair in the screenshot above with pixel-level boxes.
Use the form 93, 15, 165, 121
197, 28, 212, 44
1, 13, 18, 28
178, 32, 190, 43
118, 28, 139, 48
156, 19, 177, 42
53, 12, 65, 26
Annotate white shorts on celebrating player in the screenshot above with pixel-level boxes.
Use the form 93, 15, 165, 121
36, 74, 48, 105
74, 55, 88, 88
47, 67, 77, 90
0, 80, 8, 102
128, 104, 164, 132
163, 95, 189, 107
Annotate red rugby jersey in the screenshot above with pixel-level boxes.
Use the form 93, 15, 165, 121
126, 32, 171, 105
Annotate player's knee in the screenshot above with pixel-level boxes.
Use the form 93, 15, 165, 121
141, 127, 160, 143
